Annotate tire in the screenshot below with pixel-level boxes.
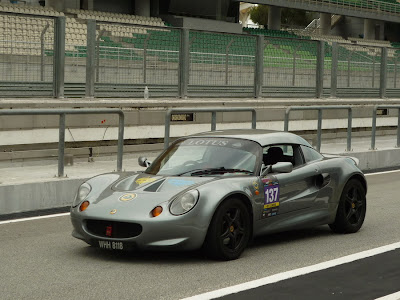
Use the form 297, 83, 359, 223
329, 179, 366, 234
204, 198, 251, 260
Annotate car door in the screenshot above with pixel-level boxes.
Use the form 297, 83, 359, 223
258, 144, 322, 220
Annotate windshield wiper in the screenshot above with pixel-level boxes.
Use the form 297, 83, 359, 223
178, 167, 252, 176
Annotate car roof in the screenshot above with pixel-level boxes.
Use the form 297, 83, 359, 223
188, 129, 313, 147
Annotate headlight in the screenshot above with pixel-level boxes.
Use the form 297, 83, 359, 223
170, 190, 199, 215
72, 182, 92, 207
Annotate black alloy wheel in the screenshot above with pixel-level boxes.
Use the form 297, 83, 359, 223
329, 179, 367, 234
204, 198, 251, 260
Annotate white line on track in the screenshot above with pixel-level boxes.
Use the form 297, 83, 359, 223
375, 291, 400, 300
0, 212, 70, 225
365, 169, 400, 176
181, 242, 400, 300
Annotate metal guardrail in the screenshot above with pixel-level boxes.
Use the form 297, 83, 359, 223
0, 108, 124, 177
371, 105, 400, 149
164, 108, 257, 149
284, 105, 353, 152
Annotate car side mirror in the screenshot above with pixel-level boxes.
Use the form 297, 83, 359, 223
271, 162, 293, 173
138, 156, 151, 167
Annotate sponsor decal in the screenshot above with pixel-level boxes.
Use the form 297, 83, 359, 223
119, 193, 137, 202
168, 179, 195, 187
135, 177, 157, 185
110, 209, 117, 215
261, 175, 280, 219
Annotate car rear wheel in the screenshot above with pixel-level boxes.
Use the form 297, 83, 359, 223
204, 198, 251, 260
329, 179, 366, 234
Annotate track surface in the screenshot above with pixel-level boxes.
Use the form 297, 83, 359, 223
1, 171, 400, 300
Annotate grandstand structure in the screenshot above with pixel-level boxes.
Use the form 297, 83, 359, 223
0, 0, 399, 98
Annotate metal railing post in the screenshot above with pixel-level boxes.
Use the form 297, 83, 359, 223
254, 35, 264, 98
317, 109, 322, 152
316, 40, 325, 98
164, 111, 172, 149
96, 29, 105, 83
284, 108, 290, 132
53, 16, 65, 98
40, 23, 50, 82
380, 47, 388, 98
178, 28, 189, 98
347, 108, 352, 151
85, 19, 96, 97
211, 112, 217, 131
143, 34, 151, 83
330, 42, 338, 98
225, 39, 234, 86
397, 108, 400, 148
251, 110, 257, 129
370, 106, 377, 150
117, 112, 124, 171
58, 113, 66, 177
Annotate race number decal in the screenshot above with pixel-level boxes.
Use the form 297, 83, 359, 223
261, 176, 280, 219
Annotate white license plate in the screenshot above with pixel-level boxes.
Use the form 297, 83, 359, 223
98, 240, 124, 250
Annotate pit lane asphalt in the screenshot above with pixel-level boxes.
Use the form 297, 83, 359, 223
1, 171, 399, 300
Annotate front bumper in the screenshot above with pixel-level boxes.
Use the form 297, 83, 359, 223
70, 207, 210, 251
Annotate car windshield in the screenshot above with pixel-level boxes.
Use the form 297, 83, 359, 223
145, 137, 262, 176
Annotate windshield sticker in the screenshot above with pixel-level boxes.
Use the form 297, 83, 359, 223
262, 176, 280, 219
135, 177, 157, 185
182, 139, 229, 146
168, 179, 196, 187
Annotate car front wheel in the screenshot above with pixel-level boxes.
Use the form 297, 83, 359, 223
204, 198, 251, 260
329, 179, 366, 234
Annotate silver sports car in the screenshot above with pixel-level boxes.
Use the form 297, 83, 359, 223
71, 129, 367, 260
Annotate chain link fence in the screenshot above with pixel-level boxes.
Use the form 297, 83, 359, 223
337, 43, 382, 89
188, 30, 256, 97
0, 12, 54, 97
94, 22, 180, 97
262, 37, 318, 97
1, 11, 400, 99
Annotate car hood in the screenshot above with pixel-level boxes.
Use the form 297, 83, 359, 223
84, 172, 215, 218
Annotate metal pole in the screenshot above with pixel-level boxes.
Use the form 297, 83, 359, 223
225, 39, 234, 86
40, 23, 49, 82
254, 35, 264, 98
284, 108, 290, 132
178, 29, 189, 98
394, 56, 398, 89
53, 16, 65, 98
96, 29, 105, 83
143, 34, 151, 83
164, 110, 172, 149
397, 108, 400, 148
347, 53, 351, 88
85, 19, 96, 97
252, 110, 257, 129
317, 109, 322, 152
380, 47, 388, 98
370, 106, 377, 150
372, 53, 376, 88
117, 112, 124, 171
347, 108, 352, 151
316, 40, 325, 98
330, 42, 338, 97
58, 113, 66, 177
292, 45, 298, 86
211, 112, 217, 131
